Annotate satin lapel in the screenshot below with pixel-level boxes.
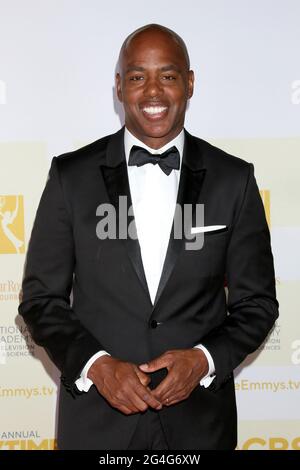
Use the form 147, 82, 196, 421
99, 127, 151, 302
152, 130, 207, 310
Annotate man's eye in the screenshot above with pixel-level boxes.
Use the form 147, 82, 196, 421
162, 75, 176, 80
129, 76, 144, 81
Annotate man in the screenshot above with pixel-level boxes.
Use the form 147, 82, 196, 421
19, 24, 279, 450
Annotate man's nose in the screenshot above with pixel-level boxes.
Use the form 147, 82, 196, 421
143, 76, 163, 98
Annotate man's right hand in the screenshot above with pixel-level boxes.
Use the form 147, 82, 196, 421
87, 355, 163, 415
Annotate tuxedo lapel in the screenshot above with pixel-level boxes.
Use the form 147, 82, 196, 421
152, 130, 207, 310
99, 127, 151, 303
99, 127, 206, 311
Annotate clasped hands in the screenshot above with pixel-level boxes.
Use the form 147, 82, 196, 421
88, 348, 209, 415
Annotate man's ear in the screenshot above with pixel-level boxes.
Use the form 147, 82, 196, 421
116, 73, 123, 102
187, 70, 194, 99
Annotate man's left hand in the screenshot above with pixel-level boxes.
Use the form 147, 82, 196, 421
138, 348, 209, 407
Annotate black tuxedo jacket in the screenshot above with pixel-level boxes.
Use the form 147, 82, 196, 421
19, 126, 279, 449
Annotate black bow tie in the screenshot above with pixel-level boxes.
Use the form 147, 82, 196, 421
128, 145, 180, 175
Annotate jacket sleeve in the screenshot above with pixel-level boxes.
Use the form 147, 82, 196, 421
201, 163, 279, 391
18, 157, 103, 392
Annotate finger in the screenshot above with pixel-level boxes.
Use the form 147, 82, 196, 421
107, 390, 138, 415
121, 380, 159, 413
161, 388, 182, 403
164, 397, 179, 406
128, 396, 148, 413
135, 370, 151, 387
109, 389, 141, 414
135, 383, 163, 410
151, 374, 176, 401
159, 378, 197, 403
162, 384, 193, 405
139, 353, 172, 373
124, 387, 150, 413
118, 403, 137, 415
158, 387, 179, 403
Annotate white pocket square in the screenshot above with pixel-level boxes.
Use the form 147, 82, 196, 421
191, 225, 227, 234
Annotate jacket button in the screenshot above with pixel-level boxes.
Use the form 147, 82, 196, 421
150, 320, 158, 329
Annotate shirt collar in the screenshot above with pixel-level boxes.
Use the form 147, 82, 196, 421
124, 127, 184, 171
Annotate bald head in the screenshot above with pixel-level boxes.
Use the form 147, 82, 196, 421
115, 23, 194, 149
118, 24, 190, 72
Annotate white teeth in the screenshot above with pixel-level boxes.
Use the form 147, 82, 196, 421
143, 106, 167, 115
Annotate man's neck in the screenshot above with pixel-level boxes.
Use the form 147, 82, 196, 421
124, 126, 184, 150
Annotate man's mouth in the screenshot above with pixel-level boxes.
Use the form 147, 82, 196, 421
141, 105, 168, 120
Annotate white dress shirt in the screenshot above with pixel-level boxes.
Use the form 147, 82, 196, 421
75, 127, 216, 392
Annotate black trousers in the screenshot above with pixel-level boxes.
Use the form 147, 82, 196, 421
126, 408, 169, 450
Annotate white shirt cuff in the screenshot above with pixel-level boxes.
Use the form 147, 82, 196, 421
193, 344, 216, 388
75, 350, 111, 392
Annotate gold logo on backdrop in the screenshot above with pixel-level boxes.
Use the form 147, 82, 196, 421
260, 190, 270, 227
239, 436, 300, 450
0, 196, 25, 254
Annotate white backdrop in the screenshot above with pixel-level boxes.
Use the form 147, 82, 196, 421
0, 0, 299, 450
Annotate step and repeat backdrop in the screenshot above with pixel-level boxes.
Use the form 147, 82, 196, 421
0, 0, 299, 450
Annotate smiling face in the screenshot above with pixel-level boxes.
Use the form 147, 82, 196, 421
116, 28, 194, 149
